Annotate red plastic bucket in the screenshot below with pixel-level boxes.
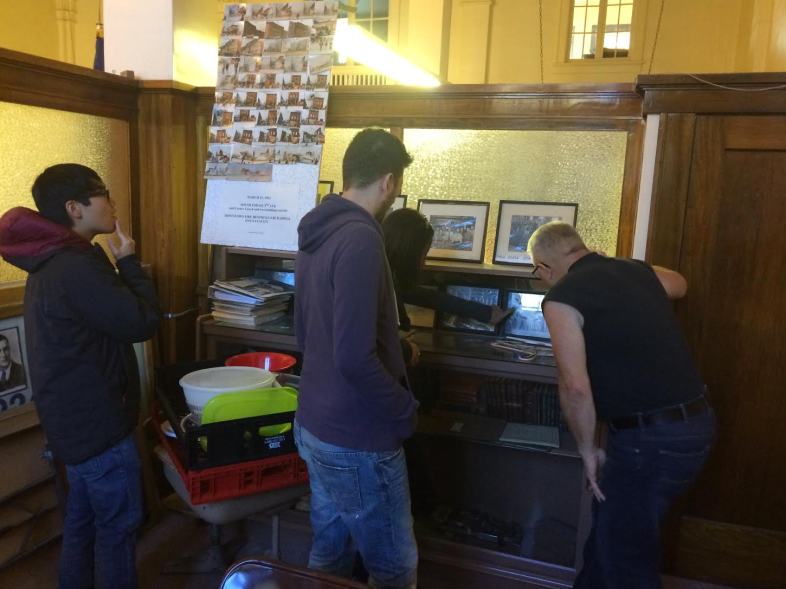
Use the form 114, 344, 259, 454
225, 352, 297, 373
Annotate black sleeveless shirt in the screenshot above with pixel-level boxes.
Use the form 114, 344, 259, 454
543, 253, 704, 421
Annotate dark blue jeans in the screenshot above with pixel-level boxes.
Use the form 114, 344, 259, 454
574, 405, 716, 589
59, 432, 144, 589
294, 420, 418, 589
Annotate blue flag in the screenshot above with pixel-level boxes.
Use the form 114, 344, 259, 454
93, 34, 104, 71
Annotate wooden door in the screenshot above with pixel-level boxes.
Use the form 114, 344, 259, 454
651, 115, 786, 589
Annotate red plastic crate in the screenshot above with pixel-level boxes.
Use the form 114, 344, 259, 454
152, 402, 309, 505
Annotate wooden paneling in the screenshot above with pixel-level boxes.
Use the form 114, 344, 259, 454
137, 84, 200, 364
0, 48, 137, 120
646, 113, 697, 270
616, 120, 645, 257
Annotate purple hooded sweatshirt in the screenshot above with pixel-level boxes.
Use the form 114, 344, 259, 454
294, 194, 418, 452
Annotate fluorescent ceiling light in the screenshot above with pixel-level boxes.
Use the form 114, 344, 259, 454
333, 21, 440, 87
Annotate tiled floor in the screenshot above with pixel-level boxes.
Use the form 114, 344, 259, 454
134, 502, 740, 589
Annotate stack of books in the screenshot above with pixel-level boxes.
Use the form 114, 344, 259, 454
209, 277, 293, 328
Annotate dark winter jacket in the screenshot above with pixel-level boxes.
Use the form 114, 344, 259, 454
294, 195, 418, 452
0, 207, 161, 464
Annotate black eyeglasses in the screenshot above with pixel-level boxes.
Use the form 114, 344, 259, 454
532, 262, 550, 278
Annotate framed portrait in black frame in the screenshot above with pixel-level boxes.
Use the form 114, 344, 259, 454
316, 180, 334, 204
437, 284, 501, 335
418, 200, 490, 264
493, 201, 579, 266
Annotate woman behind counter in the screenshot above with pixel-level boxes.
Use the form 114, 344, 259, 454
382, 208, 512, 364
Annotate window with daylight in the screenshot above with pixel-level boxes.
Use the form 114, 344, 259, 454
333, 0, 392, 67
569, 0, 634, 60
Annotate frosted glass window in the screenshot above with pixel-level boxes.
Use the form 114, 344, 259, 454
401, 129, 627, 263
0, 102, 131, 283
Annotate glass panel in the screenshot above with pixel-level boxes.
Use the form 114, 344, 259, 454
372, 20, 389, 42
356, 0, 372, 19
0, 102, 131, 283
588, 0, 600, 5
573, 0, 587, 6
585, 6, 599, 32
584, 32, 596, 58
572, 6, 586, 33
606, 4, 620, 28
356, 19, 371, 32
401, 129, 628, 263
570, 34, 584, 59
620, 4, 633, 25
320, 128, 390, 195
373, 0, 390, 18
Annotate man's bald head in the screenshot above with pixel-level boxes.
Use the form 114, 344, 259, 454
528, 222, 589, 286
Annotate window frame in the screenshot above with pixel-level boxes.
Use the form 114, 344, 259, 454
334, 0, 400, 68
559, 0, 647, 67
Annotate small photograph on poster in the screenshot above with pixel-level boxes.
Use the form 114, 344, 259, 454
310, 34, 335, 54
231, 144, 255, 164
233, 108, 258, 125
259, 54, 285, 73
305, 73, 330, 90
207, 144, 231, 164
261, 73, 282, 89
255, 109, 279, 127
205, 162, 229, 179
308, 54, 332, 75
285, 55, 308, 73
237, 73, 261, 89
232, 124, 256, 146
303, 108, 326, 126
239, 56, 263, 73
224, 4, 246, 22
209, 126, 232, 145
303, 1, 317, 17
217, 73, 237, 90
212, 106, 234, 127
243, 20, 265, 39
0, 319, 32, 412
254, 127, 278, 145
215, 91, 236, 107
263, 38, 284, 54
265, 20, 288, 40
219, 37, 242, 57
300, 145, 322, 165
260, 91, 279, 109
222, 21, 244, 37
278, 127, 301, 145
274, 147, 288, 165
227, 162, 273, 182
283, 73, 306, 90
301, 125, 325, 145
305, 91, 328, 110
280, 90, 306, 108
249, 3, 274, 20
313, 1, 339, 17
254, 146, 276, 163
274, 2, 304, 20
284, 37, 310, 55
312, 18, 337, 37
219, 57, 241, 76
277, 107, 303, 128
236, 91, 259, 108
288, 20, 313, 38
241, 36, 264, 56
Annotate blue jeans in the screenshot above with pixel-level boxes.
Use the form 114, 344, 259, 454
294, 420, 418, 589
59, 432, 144, 589
574, 404, 716, 589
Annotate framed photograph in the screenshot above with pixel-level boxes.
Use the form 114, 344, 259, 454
493, 201, 579, 266
418, 200, 490, 264
503, 291, 550, 341
386, 195, 407, 216
438, 285, 500, 335
0, 315, 32, 413
317, 180, 334, 203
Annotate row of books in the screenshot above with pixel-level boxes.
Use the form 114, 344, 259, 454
209, 277, 293, 328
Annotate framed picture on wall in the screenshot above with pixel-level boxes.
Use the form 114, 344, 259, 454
317, 180, 334, 203
418, 200, 490, 263
388, 195, 407, 214
493, 201, 579, 266
0, 315, 32, 413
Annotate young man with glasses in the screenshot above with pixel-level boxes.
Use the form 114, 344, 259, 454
528, 222, 715, 589
0, 164, 161, 589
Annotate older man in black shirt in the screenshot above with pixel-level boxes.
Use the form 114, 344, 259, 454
528, 222, 715, 589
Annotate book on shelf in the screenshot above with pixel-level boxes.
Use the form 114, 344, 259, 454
213, 277, 293, 302
211, 301, 289, 317
211, 311, 286, 327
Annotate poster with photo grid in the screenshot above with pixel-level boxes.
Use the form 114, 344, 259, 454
205, 2, 338, 181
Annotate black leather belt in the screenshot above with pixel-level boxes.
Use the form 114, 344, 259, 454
609, 396, 709, 430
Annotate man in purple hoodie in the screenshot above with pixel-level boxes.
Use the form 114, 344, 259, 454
294, 128, 418, 588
